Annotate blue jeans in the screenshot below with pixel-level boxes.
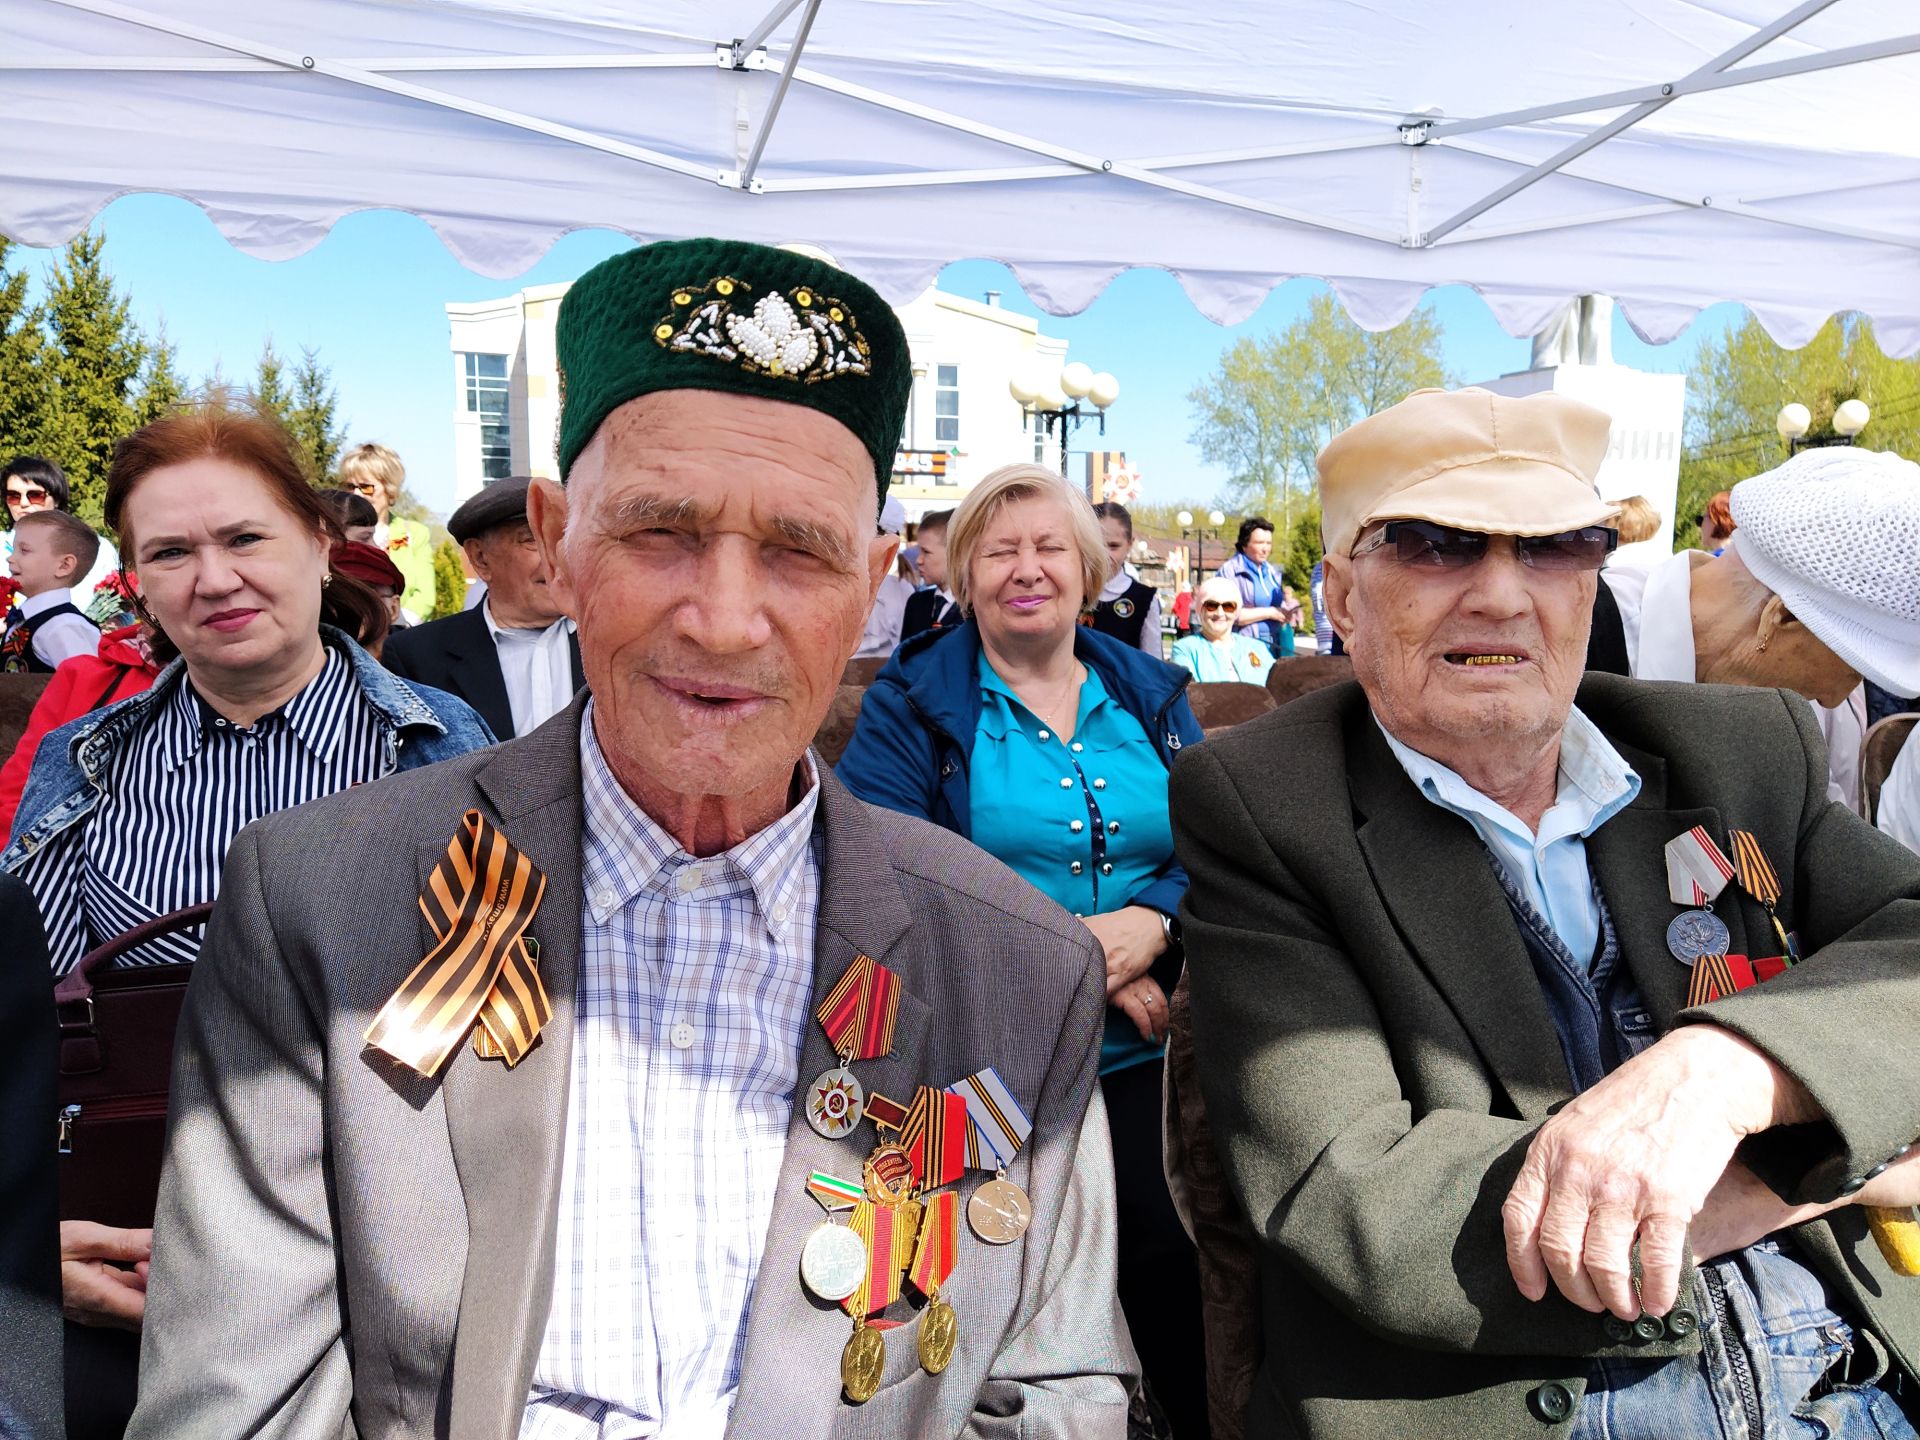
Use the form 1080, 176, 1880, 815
1571, 1240, 1917, 1439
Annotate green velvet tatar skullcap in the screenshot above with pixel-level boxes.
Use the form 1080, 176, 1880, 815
556, 238, 911, 503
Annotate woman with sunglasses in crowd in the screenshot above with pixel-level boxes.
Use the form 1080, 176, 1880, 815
3, 456, 126, 611
2, 405, 491, 1437
1171, 574, 1274, 684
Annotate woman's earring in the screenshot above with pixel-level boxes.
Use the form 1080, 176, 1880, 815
322, 573, 333, 588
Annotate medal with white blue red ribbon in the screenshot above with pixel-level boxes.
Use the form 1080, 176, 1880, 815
807, 953, 901, 1140
948, 1067, 1036, 1244
1663, 826, 1734, 964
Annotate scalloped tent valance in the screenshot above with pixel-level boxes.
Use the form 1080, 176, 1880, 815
7, 0, 1918, 352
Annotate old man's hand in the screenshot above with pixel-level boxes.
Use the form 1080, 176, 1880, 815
1501, 1025, 1818, 1320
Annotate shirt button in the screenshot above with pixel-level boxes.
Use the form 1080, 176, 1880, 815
1100, 862, 1114, 875
594, 888, 615, 910
1059, 777, 1074, 789
1093, 778, 1107, 790
676, 867, 704, 893
1037, 729, 1050, 742
1070, 862, 1083, 875
1070, 742, 1083, 753
1108, 821, 1120, 835
1069, 820, 1085, 833
670, 1022, 696, 1049
771, 899, 791, 924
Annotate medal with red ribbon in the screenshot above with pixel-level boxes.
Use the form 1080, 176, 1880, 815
806, 954, 901, 1140
908, 1189, 961, 1374
900, 1085, 969, 1192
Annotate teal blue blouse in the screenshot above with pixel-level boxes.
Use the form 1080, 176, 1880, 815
968, 651, 1174, 1075
1170, 631, 1273, 685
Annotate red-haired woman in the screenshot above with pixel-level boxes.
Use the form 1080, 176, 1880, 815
0, 405, 492, 1387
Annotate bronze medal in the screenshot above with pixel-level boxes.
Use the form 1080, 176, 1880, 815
918, 1295, 958, 1375
841, 1323, 886, 1404
967, 1176, 1032, 1244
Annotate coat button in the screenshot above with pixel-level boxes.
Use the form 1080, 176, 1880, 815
1526, 1381, 1573, 1423
1866, 1160, 1891, 1179
1665, 1309, 1698, 1338
1840, 1175, 1869, 1196
1602, 1316, 1631, 1343
1631, 1316, 1663, 1343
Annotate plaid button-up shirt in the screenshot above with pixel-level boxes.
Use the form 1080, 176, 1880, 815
522, 706, 822, 1439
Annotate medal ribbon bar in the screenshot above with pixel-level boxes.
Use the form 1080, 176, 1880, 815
1730, 828, 1798, 961
1664, 826, 1735, 907
366, 809, 551, 1077
909, 1189, 960, 1298
947, 1067, 1033, 1171
815, 953, 902, 1063
901, 1086, 969, 1191
807, 1171, 865, 1212
844, 1200, 913, 1318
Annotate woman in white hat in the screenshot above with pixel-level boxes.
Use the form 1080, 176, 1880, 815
1600, 446, 1920, 812
1170, 575, 1272, 684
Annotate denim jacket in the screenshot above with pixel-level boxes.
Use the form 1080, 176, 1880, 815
4, 627, 495, 869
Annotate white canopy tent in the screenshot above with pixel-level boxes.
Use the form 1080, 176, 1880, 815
6, 0, 1918, 351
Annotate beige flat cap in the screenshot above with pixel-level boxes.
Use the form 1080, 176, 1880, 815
1317, 386, 1616, 558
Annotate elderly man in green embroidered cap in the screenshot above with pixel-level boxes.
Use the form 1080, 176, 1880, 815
131, 241, 1134, 1439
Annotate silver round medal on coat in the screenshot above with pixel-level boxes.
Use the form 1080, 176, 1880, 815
1666, 909, 1730, 964
967, 1177, 1033, 1244
800, 1222, 867, 1301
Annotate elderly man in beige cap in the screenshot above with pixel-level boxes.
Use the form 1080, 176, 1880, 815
1171, 387, 1920, 1439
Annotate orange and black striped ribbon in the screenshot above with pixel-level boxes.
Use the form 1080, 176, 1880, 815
908, 1189, 959, 1300
365, 809, 551, 1077
1685, 952, 1739, 1008
901, 1085, 968, 1191
816, 953, 902, 1063
843, 1199, 915, 1319
1729, 829, 1797, 961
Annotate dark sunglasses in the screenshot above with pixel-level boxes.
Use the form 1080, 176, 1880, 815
1199, 599, 1239, 612
1351, 519, 1617, 572
6, 485, 49, 505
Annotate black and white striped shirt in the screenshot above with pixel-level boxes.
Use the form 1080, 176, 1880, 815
36, 648, 391, 972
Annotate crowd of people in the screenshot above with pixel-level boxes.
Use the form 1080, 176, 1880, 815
1, 237, 1918, 1440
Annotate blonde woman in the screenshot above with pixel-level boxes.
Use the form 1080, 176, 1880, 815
836, 463, 1210, 1436
337, 442, 435, 621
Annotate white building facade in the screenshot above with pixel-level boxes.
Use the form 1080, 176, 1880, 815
447, 282, 1070, 521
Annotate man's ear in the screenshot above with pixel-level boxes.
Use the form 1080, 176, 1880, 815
1322, 554, 1357, 647
866, 532, 900, 607
526, 480, 575, 616
460, 536, 492, 584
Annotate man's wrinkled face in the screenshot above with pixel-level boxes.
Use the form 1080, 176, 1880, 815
1327, 524, 1593, 762
533, 390, 893, 804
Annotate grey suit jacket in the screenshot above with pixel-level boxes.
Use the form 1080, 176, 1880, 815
129, 697, 1133, 1439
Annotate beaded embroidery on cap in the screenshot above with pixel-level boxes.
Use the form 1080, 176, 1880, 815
654, 277, 872, 384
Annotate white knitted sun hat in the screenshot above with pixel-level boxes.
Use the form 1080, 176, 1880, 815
1729, 446, 1920, 696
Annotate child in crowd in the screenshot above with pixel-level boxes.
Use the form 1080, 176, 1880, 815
316, 487, 380, 545
2, 509, 101, 673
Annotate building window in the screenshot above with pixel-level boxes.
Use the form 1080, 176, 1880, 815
1031, 411, 1049, 464
463, 353, 513, 480
934, 364, 960, 445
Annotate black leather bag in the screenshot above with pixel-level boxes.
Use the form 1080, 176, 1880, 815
53, 903, 212, 1229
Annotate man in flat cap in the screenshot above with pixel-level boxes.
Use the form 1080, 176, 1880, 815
1174, 386, 1920, 1438
382, 477, 584, 740
129, 241, 1131, 1439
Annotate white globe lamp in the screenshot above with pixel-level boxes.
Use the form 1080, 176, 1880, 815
1060, 362, 1094, 400
1008, 373, 1038, 407
1208, 509, 1226, 527
1088, 372, 1121, 409
1177, 510, 1194, 528
1776, 403, 1812, 440
1833, 398, 1870, 437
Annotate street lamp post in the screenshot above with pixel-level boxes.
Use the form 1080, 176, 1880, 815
1011, 360, 1119, 488
1777, 398, 1870, 455
1177, 508, 1227, 580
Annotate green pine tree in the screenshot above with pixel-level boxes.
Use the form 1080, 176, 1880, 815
287, 346, 344, 484
253, 340, 293, 434
135, 323, 190, 425
0, 240, 56, 465
431, 538, 468, 620
40, 232, 147, 526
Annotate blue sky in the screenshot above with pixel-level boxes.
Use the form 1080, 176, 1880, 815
20, 193, 1735, 518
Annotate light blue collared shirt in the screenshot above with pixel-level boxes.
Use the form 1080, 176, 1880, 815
1378, 707, 1642, 964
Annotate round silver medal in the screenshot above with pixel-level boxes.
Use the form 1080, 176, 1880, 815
967, 1177, 1033, 1245
800, 1222, 867, 1302
805, 1066, 865, 1139
1666, 909, 1731, 964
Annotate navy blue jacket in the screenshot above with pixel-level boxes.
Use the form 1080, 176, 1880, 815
835, 619, 1202, 924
